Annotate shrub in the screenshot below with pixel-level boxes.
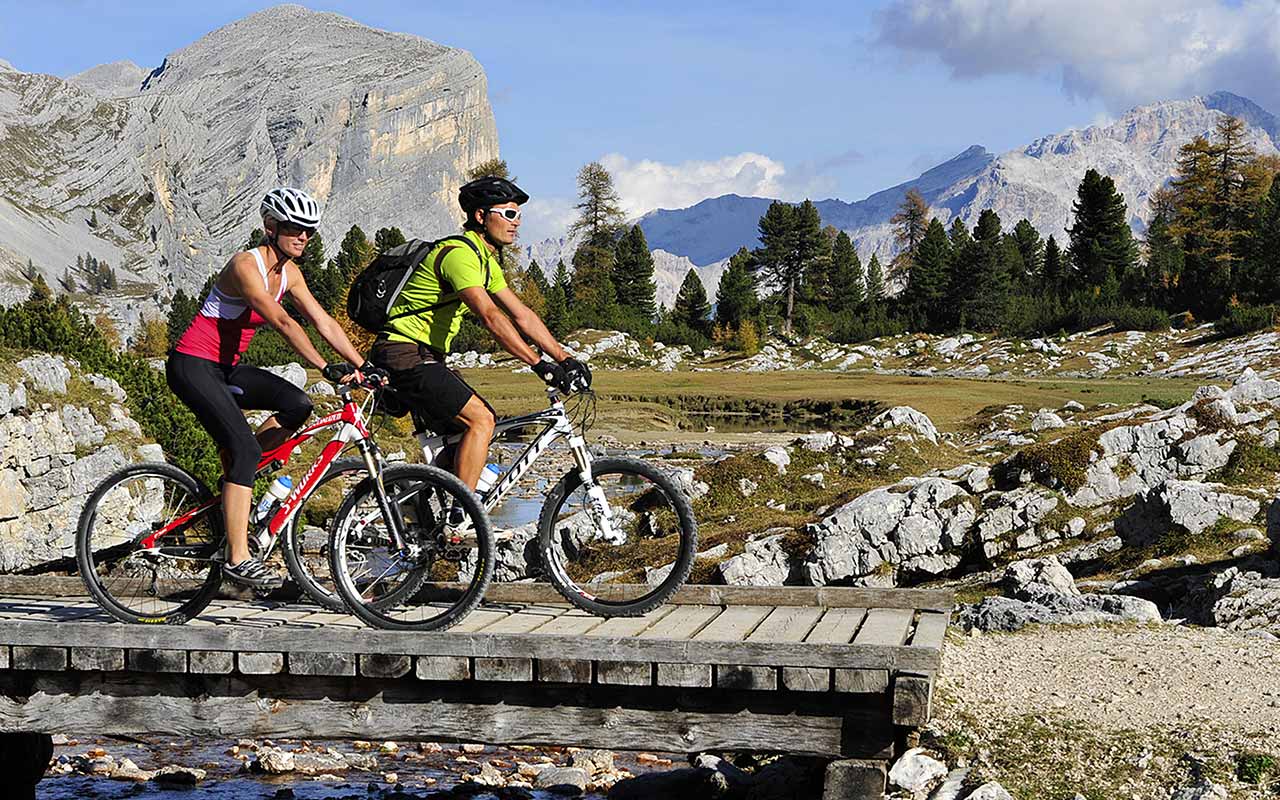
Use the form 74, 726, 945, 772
1215, 305, 1275, 338
1001, 427, 1106, 491
653, 320, 710, 352
1106, 305, 1170, 332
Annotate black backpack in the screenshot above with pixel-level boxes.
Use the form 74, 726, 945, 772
346, 235, 485, 333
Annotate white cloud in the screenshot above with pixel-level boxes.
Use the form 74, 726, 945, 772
517, 195, 578, 244
600, 152, 825, 218
877, 0, 1280, 112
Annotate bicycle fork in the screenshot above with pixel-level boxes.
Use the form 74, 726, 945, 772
569, 434, 625, 545
356, 439, 412, 552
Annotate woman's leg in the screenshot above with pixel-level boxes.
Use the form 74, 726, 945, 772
166, 354, 262, 566
227, 365, 314, 456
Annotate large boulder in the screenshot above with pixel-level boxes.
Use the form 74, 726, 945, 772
803, 477, 973, 585
17, 354, 70, 395
718, 531, 794, 586
1002, 556, 1079, 601
867, 406, 939, 444
974, 486, 1064, 559
957, 593, 1161, 632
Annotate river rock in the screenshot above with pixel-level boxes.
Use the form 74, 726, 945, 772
536, 766, 588, 794
607, 767, 723, 799
888, 748, 947, 796
569, 749, 615, 776
1002, 556, 1080, 601
804, 477, 973, 585
152, 765, 207, 784
17, 354, 70, 395
868, 406, 939, 444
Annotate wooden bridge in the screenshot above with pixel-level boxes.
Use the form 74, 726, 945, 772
0, 581, 952, 799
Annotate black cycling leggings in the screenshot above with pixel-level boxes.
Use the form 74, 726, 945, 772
165, 352, 313, 487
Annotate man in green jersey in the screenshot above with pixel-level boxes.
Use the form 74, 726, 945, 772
370, 176, 589, 492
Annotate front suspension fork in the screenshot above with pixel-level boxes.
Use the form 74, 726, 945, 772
358, 441, 409, 551
569, 435, 624, 545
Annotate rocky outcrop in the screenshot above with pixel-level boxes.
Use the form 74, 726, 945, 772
804, 477, 974, 585
0, 354, 152, 572
0, 5, 498, 313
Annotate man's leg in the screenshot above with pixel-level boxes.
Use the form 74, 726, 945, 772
452, 395, 496, 490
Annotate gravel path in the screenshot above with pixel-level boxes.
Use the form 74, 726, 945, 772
941, 624, 1280, 737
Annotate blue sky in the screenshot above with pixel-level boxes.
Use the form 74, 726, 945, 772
2, 1, 1270, 241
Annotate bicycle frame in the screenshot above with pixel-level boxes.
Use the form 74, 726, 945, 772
417, 388, 621, 541
137, 384, 383, 553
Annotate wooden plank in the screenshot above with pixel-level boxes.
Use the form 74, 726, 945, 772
288, 652, 356, 677
834, 669, 889, 694
584, 606, 676, 638
638, 605, 719, 641
188, 651, 234, 675
528, 611, 607, 637
12, 646, 66, 671
781, 667, 830, 692
908, 611, 949, 650
416, 656, 471, 682
597, 661, 651, 686
0, 672, 893, 758
892, 672, 934, 727
475, 605, 569, 635
0, 646, 7, 670
474, 657, 532, 682
656, 663, 712, 688
0, 579, 955, 610
449, 607, 519, 634
359, 654, 411, 679
0, 616, 942, 671
538, 659, 593, 684
851, 609, 914, 647
804, 608, 868, 645
747, 606, 825, 643
692, 606, 773, 642
128, 649, 187, 673
69, 647, 124, 672
716, 665, 776, 691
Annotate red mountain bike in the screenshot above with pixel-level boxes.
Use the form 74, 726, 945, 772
75, 374, 492, 626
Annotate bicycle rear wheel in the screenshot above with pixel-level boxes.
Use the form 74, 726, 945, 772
538, 457, 698, 617
76, 462, 223, 624
329, 464, 493, 631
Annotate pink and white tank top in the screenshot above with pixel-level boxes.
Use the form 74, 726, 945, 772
174, 248, 288, 365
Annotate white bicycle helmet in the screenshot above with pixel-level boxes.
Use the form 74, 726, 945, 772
260, 187, 322, 229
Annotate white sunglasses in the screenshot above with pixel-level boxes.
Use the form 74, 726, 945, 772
486, 208, 521, 221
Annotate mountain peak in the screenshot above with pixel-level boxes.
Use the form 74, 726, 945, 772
69, 60, 148, 98
0, 59, 13, 73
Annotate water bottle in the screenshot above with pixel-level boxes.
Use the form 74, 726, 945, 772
475, 464, 501, 495
254, 475, 293, 522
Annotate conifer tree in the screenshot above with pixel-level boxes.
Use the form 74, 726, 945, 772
374, 227, 407, 254
22, 259, 36, 282
612, 225, 657, 319
1135, 188, 1183, 308
1011, 218, 1045, 288
526, 259, 550, 296
901, 218, 951, 331
865, 253, 885, 306
752, 199, 824, 334
167, 289, 200, 346
1042, 235, 1062, 296
29, 274, 52, 303
673, 269, 711, 333
962, 209, 1010, 330
569, 162, 626, 248
1066, 169, 1138, 302
829, 232, 865, 314
1242, 177, 1280, 305
553, 260, 572, 306
890, 188, 929, 271
333, 225, 374, 283
245, 228, 264, 250
568, 162, 625, 326
715, 247, 758, 328
570, 244, 616, 328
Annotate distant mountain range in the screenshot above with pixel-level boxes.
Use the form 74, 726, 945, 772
528, 92, 1280, 304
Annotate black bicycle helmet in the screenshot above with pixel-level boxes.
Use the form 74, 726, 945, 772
459, 177, 529, 213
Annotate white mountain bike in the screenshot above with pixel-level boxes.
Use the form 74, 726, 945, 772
326, 385, 699, 631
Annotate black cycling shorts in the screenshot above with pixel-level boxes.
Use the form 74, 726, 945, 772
165, 352, 313, 487
370, 340, 491, 435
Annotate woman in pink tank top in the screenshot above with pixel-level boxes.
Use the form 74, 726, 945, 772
166, 187, 372, 589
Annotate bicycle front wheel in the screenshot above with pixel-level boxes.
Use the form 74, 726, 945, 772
538, 457, 698, 617
76, 462, 223, 624
329, 464, 493, 631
